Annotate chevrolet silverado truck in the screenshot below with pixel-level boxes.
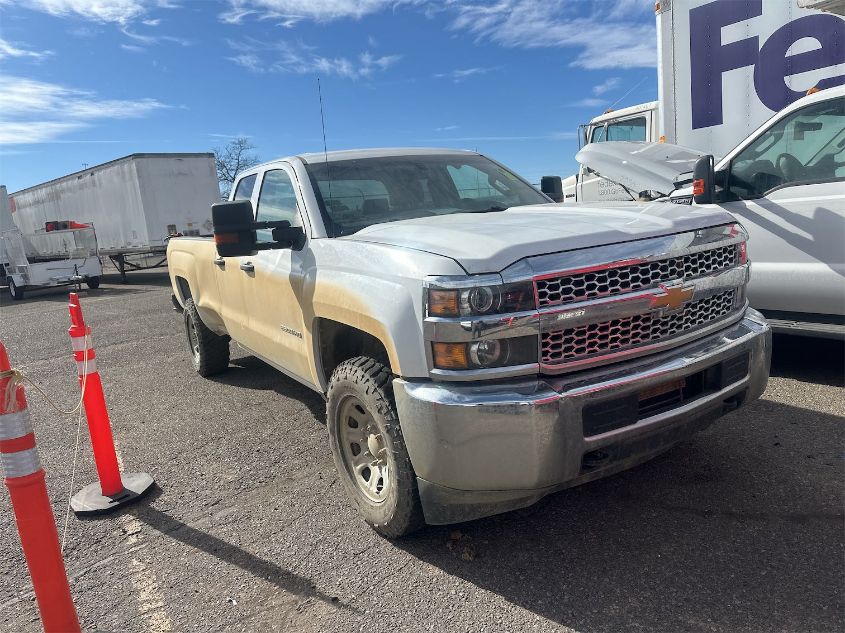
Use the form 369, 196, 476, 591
167, 148, 771, 537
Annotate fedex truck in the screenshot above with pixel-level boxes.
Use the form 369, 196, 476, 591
559, 0, 845, 203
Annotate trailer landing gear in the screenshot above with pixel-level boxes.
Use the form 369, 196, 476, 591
107, 253, 167, 283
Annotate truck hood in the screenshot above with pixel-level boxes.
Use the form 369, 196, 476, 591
576, 141, 708, 196
346, 204, 737, 274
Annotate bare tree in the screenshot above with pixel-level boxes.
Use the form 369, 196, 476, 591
214, 137, 260, 198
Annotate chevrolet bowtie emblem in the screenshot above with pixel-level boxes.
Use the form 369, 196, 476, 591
650, 283, 695, 312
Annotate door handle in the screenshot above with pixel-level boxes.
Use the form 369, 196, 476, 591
213, 257, 225, 268
239, 262, 255, 273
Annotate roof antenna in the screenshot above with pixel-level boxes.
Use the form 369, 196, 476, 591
317, 77, 333, 214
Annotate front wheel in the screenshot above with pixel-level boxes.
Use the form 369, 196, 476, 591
327, 357, 425, 538
183, 298, 230, 377
7, 277, 24, 301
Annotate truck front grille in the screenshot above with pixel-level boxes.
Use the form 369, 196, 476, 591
535, 244, 739, 308
541, 290, 737, 366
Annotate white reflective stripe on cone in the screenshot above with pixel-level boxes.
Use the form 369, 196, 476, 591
76, 358, 97, 375
71, 335, 93, 352
0, 447, 41, 478
0, 409, 34, 440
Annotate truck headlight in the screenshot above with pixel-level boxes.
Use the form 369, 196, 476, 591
427, 282, 534, 317
432, 336, 537, 370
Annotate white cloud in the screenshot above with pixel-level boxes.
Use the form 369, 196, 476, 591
570, 97, 607, 108
434, 67, 498, 82
435, 125, 459, 132
447, 0, 656, 70
121, 43, 146, 53
592, 77, 620, 95
4, 0, 150, 25
0, 37, 52, 60
0, 76, 170, 144
227, 39, 400, 79
220, 0, 419, 24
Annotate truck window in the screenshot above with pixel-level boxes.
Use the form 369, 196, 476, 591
233, 174, 257, 201
589, 117, 647, 143
446, 164, 505, 200
305, 154, 549, 237
727, 97, 845, 199
255, 169, 301, 242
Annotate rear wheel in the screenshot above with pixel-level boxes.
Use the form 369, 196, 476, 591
85, 276, 101, 289
7, 277, 24, 301
327, 357, 425, 538
183, 298, 230, 377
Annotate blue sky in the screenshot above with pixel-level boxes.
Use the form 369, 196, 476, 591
0, 0, 657, 192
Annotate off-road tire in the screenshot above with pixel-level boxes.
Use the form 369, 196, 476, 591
7, 277, 24, 301
85, 276, 101, 289
183, 298, 230, 377
327, 357, 425, 538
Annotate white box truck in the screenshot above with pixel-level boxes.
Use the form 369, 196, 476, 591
556, 0, 845, 203
9, 153, 219, 280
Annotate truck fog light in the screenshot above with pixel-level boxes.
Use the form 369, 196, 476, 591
461, 286, 497, 314
469, 339, 504, 368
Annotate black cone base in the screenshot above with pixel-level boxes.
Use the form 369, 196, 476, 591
71, 472, 155, 515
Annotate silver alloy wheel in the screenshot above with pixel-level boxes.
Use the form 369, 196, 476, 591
187, 316, 200, 360
337, 395, 390, 503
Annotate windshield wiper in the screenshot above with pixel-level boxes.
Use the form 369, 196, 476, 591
466, 205, 508, 214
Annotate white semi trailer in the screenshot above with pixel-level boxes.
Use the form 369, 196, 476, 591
9, 153, 219, 281
555, 0, 845, 203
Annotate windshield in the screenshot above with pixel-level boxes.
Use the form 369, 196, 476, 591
304, 154, 549, 237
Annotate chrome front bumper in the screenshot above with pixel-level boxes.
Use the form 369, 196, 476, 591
393, 309, 771, 525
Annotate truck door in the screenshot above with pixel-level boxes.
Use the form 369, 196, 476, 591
213, 173, 258, 343
718, 96, 845, 316
236, 165, 312, 384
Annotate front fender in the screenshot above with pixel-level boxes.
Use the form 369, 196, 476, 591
306, 271, 427, 380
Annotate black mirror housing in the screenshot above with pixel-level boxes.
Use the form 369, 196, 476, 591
271, 222, 307, 251
212, 200, 257, 257
540, 176, 564, 203
692, 155, 715, 204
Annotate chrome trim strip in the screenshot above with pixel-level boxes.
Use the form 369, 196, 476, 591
430, 363, 540, 382
424, 310, 538, 342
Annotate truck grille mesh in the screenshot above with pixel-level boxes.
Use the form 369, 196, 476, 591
535, 245, 739, 308
541, 290, 737, 366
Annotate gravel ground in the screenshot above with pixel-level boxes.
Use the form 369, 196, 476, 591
0, 270, 842, 633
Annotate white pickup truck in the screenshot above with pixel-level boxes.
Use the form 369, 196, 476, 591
167, 148, 771, 537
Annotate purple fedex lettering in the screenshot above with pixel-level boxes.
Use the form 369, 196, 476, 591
690, 0, 761, 129
754, 15, 845, 112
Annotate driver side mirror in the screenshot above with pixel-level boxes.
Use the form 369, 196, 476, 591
540, 176, 564, 202
692, 155, 715, 204
212, 200, 257, 257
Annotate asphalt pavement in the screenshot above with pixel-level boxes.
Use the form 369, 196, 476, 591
0, 271, 842, 633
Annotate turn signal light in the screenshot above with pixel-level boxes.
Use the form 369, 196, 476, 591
739, 241, 748, 264
692, 178, 705, 196
432, 342, 469, 369
429, 290, 460, 316
214, 233, 239, 245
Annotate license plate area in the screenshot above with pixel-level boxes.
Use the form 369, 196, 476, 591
581, 352, 750, 437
